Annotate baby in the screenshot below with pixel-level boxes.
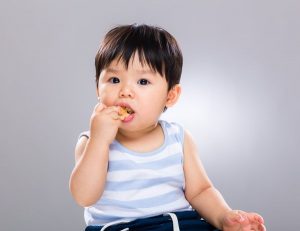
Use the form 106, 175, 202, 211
69, 24, 266, 231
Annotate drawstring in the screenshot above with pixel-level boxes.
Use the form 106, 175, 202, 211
100, 219, 131, 231
164, 212, 180, 231
100, 213, 180, 231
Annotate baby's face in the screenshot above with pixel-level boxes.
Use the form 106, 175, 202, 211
97, 54, 170, 130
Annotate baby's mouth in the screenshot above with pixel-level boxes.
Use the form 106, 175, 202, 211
124, 106, 134, 115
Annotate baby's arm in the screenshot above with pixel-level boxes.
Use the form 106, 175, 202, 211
183, 130, 265, 230
183, 130, 231, 228
69, 103, 121, 207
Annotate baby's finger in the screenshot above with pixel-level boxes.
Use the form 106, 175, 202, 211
241, 212, 265, 231
260, 223, 267, 231
251, 214, 266, 231
254, 213, 265, 224
246, 212, 265, 225
223, 211, 243, 228
102, 106, 120, 115
94, 103, 106, 112
229, 210, 245, 223
232, 211, 252, 229
99, 107, 122, 121
250, 222, 266, 231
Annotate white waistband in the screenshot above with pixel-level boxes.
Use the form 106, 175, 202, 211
100, 212, 180, 231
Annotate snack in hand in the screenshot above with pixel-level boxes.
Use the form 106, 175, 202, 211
118, 106, 134, 120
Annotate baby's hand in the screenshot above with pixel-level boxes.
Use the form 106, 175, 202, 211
89, 103, 121, 145
222, 210, 266, 231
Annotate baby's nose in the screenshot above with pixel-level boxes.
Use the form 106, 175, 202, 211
119, 87, 134, 98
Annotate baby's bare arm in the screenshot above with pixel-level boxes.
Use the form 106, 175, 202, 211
183, 130, 231, 229
69, 136, 110, 207
183, 131, 266, 231
69, 103, 121, 207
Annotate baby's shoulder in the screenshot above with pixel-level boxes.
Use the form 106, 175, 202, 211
160, 120, 185, 144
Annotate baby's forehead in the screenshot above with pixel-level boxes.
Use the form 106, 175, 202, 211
106, 56, 157, 74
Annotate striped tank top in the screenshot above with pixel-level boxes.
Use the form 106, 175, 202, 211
80, 120, 192, 226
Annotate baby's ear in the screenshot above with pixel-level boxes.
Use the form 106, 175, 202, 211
96, 88, 100, 101
165, 84, 181, 108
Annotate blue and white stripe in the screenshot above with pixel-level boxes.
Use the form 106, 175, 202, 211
83, 120, 192, 226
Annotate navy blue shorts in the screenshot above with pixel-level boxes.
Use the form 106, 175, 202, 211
85, 210, 219, 231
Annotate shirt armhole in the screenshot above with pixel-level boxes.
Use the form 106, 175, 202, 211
175, 123, 185, 146
78, 131, 90, 140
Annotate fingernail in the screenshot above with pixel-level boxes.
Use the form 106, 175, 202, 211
239, 215, 245, 222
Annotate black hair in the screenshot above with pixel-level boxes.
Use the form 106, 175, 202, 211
95, 24, 183, 91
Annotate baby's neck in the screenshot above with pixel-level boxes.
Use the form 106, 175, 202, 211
116, 123, 164, 153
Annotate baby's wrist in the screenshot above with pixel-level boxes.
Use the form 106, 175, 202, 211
88, 136, 111, 150
219, 208, 233, 229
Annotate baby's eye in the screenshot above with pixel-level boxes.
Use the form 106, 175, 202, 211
137, 79, 150, 85
109, 77, 120, 84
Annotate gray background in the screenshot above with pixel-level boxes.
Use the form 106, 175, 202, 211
1, 0, 299, 230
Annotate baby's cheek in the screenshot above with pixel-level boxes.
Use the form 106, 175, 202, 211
98, 92, 114, 105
